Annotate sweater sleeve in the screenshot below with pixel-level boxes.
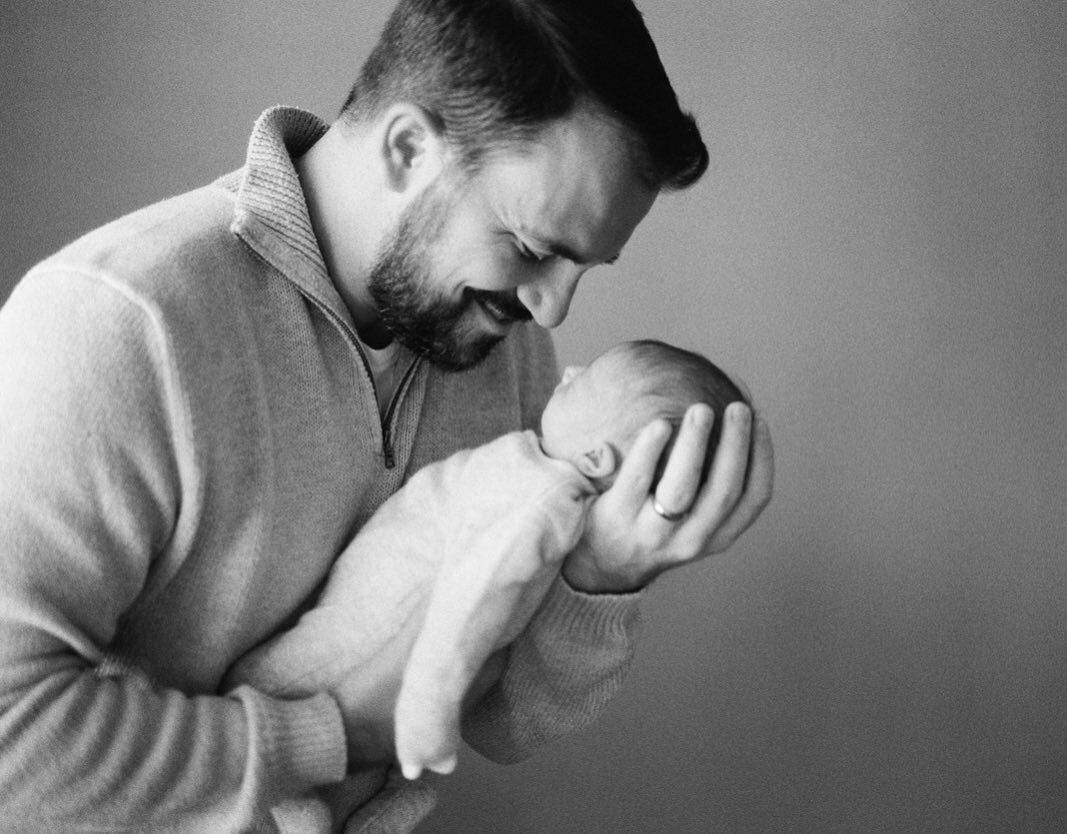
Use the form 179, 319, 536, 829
460, 574, 642, 763
0, 270, 345, 832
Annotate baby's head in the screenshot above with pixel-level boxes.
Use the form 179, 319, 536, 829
539, 340, 748, 491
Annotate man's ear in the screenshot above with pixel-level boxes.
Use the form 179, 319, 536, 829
380, 103, 447, 194
575, 442, 618, 481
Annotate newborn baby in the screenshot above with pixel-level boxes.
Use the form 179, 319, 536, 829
226, 339, 745, 783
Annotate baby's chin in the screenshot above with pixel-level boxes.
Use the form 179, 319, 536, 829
537, 438, 623, 498
536, 428, 572, 465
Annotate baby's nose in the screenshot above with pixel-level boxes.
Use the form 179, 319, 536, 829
561, 365, 585, 385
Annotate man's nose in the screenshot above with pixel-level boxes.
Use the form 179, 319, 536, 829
517, 263, 584, 329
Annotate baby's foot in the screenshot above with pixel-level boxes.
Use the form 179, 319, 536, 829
394, 628, 467, 780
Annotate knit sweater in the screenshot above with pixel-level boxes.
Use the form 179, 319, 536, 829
0, 107, 642, 833
226, 431, 598, 783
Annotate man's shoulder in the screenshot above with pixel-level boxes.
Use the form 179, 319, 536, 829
33, 177, 243, 294
20, 176, 259, 329
10, 175, 267, 381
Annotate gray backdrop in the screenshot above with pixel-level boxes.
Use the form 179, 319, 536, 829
2, 2, 1064, 831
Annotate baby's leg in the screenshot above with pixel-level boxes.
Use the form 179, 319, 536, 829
393, 543, 558, 779
223, 543, 431, 698
225, 601, 415, 697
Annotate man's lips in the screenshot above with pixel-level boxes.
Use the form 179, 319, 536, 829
465, 289, 532, 325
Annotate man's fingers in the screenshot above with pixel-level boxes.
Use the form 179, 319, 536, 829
690, 401, 752, 526
606, 418, 673, 514
653, 404, 713, 516
706, 412, 774, 550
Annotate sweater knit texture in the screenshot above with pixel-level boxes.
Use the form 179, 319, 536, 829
0, 106, 641, 833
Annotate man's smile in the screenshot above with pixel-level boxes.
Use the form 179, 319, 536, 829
465, 288, 532, 327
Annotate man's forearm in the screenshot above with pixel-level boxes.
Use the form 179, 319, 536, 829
460, 575, 642, 763
0, 662, 344, 831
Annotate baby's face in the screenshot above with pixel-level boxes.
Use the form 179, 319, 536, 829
539, 346, 650, 467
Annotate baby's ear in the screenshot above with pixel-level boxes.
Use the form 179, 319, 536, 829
576, 442, 618, 481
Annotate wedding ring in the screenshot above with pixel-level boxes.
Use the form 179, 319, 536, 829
651, 497, 687, 522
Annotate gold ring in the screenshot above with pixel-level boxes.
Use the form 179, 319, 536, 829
652, 497, 687, 522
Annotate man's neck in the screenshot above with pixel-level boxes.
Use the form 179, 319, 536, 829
358, 321, 395, 350
294, 124, 383, 334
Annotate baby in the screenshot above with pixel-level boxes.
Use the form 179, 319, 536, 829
225, 339, 745, 783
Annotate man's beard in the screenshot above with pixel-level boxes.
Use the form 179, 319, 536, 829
366, 177, 531, 372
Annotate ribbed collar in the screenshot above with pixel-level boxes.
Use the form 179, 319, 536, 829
225, 106, 353, 326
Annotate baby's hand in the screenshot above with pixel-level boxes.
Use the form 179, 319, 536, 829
396, 696, 460, 780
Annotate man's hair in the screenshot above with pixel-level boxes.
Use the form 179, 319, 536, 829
619, 339, 748, 483
340, 0, 708, 190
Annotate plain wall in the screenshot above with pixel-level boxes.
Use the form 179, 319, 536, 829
2, 2, 1064, 831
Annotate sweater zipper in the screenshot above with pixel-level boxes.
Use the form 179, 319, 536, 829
379, 358, 420, 469
311, 299, 419, 470
236, 239, 417, 469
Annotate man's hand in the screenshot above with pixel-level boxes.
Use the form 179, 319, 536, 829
562, 400, 774, 593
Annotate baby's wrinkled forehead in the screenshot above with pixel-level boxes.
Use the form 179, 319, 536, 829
576, 350, 665, 425
589, 343, 649, 387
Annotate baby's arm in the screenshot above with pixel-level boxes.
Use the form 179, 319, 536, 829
393, 445, 594, 779
393, 531, 561, 778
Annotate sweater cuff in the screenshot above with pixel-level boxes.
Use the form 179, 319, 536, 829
233, 685, 348, 799
539, 574, 642, 639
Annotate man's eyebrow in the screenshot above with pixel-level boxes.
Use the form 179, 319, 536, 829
550, 242, 621, 266
526, 231, 621, 266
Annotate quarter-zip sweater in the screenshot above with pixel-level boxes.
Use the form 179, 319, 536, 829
0, 107, 641, 832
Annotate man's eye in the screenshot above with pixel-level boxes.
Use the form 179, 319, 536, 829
517, 242, 548, 263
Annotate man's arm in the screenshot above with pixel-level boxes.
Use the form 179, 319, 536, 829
0, 271, 345, 831
459, 575, 641, 763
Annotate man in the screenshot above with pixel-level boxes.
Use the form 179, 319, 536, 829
0, 0, 773, 831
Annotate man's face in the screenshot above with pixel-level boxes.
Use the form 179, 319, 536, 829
368, 106, 658, 371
